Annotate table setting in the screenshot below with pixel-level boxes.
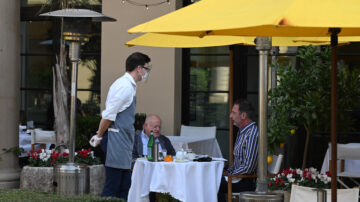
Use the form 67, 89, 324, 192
128, 148, 225, 202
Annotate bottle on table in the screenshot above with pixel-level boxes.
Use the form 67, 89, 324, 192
147, 130, 155, 161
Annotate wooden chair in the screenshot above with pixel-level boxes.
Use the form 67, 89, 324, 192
227, 154, 284, 201
329, 143, 360, 189
31, 128, 56, 150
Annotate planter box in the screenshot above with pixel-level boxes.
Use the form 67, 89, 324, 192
20, 166, 54, 192
20, 164, 105, 195
89, 164, 106, 195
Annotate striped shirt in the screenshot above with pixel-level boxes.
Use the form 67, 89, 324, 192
228, 122, 259, 175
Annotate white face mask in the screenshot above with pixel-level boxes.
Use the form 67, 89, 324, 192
141, 70, 149, 82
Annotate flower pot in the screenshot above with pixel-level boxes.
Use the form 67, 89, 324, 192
20, 166, 54, 192
89, 164, 105, 195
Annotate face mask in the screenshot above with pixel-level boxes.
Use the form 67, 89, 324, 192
141, 70, 149, 82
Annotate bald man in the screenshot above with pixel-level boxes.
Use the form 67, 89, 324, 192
132, 114, 176, 163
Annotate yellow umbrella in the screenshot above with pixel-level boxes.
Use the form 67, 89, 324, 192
126, 33, 360, 47
129, 0, 360, 37
128, 0, 360, 200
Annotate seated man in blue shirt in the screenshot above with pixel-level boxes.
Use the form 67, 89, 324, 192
218, 99, 259, 202
132, 114, 176, 162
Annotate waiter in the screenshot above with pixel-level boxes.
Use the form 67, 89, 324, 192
89, 52, 151, 200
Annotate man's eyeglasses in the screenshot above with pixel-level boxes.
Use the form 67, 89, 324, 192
141, 65, 152, 71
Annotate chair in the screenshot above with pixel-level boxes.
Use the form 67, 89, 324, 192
180, 125, 216, 138
227, 154, 284, 202
31, 128, 56, 150
290, 184, 359, 202
329, 143, 360, 189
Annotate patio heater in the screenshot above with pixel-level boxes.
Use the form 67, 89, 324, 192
40, 9, 115, 195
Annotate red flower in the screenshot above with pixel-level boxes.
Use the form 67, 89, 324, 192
62, 152, 69, 157
268, 183, 272, 187
280, 182, 285, 186
307, 173, 312, 180
36, 149, 42, 154
326, 171, 332, 177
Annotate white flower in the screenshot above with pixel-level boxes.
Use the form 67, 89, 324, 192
90, 151, 95, 159
286, 174, 293, 179
311, 174, 317, 180
288, 178, 295, 183
296, 169, 303, 175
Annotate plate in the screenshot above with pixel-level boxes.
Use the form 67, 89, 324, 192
175, 159, 190, 163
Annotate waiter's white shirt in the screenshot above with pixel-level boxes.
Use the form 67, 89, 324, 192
101, 72, 137, 121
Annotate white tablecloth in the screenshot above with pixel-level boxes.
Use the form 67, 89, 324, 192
128, 158, 224, 202
167, 136, 223, 158
19, 131, 33, 157
320, 143, 360, 174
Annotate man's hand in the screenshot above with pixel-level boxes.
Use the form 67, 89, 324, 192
89, 135, 102, 147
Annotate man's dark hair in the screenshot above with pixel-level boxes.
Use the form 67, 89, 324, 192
126, 52, 151, 72
234, 99, 255, 121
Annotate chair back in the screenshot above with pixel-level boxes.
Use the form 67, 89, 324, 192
329, 143, 360, 160
31, 128, 56, 145
180, 125, 216, 138
268, 154, 284, 174
290, 184, 359, 202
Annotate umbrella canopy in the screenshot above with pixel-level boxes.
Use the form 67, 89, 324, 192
129, 0, 360, 37
126, 33, 360, 47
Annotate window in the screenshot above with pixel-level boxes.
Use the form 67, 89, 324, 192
20, 2, 102, 129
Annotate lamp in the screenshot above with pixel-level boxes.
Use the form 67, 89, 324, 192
39, 9, 115, 195
40, 8, 115, 163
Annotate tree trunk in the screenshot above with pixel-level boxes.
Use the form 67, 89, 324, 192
301, 126, 311, 169
53, 48, 70, 145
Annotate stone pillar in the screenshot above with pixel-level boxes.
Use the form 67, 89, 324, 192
0, 0, 20, 188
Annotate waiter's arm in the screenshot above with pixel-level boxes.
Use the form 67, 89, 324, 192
96, 119, 113, 138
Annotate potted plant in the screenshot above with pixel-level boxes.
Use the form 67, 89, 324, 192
268, 167, 331, 202
20, 148, 104, 195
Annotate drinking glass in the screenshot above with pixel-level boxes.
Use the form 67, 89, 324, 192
161, 149, 167, 160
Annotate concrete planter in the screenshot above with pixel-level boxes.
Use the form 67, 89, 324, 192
89, 164, 106, 195
20, 166, 54, 192
20, 164, 105, 195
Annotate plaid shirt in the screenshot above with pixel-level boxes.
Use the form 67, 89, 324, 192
228, 122, 259, 175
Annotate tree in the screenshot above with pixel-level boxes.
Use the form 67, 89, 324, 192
268, 46, 360, 168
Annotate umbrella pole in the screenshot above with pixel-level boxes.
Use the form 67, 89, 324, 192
329, 28, 340, 202
255, 37, 272, 193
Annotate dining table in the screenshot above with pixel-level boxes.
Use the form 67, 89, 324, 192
166, 135, 223, 158
128, 158, 224, 202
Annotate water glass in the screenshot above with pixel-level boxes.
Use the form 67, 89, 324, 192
161, 149, 167, 160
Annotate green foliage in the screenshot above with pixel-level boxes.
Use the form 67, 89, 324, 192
158, 193, 180, 202
190, 67, 210, 91
268, 46, 360, 154
0, 146, 25, 161
0, 188, 124, 202
76, 115, 102, 149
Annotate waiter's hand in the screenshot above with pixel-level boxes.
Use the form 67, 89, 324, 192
89, 134, 102, 147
